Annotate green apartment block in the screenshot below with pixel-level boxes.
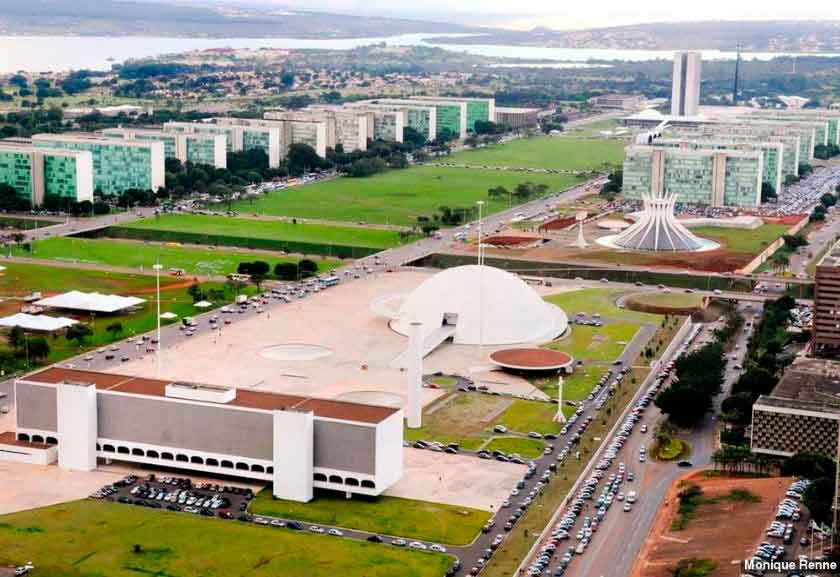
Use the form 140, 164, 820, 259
31, 133, 164, 195
369, 99, 469, 140
164, 120, 283, 168
671, 125, 802, 178
412, 96, 495, 133
732, 118, 826, 161
744, 112, 840, 146
0, 142, 93, 205
623, 145, 763, 207
102, 128, 227, 169
347, 101, 436, 142
653, 138, 783, 194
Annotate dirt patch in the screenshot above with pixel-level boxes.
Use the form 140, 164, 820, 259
484, 235, 543, 247
131, 278, 198, 295
632, 472, 793, 577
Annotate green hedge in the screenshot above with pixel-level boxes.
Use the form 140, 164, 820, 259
94, 227, 379, 259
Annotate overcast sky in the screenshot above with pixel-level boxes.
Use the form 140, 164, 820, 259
236, 0, 840, 29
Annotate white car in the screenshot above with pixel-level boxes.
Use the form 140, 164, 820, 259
328, 528, 344, 537
409, 541, 428, 550
429, 544, 447, 553
309, 525, 325, 533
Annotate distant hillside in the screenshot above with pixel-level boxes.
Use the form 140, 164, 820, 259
0, 0, 472, 38
430, 20, 840, 53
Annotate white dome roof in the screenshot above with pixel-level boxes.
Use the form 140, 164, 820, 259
392, 265, 568, 345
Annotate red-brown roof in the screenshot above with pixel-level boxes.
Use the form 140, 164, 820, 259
489, 348, 574, 370
23, 368, 398, 424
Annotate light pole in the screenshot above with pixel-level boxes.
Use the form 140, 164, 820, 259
477, 200, 485, 352
153, 262, 162, 378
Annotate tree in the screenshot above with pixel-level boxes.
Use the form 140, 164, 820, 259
770, 251, 790, 273
66, 324, 93, 346
810, 205, 827, 222
803, 478, 835, 526
601, 170, 623, 196
286, 143, 325, 176
274, 261, 299, 280
298, 259, 318, 278
106, 322, 124, 339
820, 192, 837, 208
187, 283, 207, 303
26, 337, 50, 363
7, 325, 24, 350
402, 127, 427, 150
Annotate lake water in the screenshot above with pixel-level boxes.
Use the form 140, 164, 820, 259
2, 33, 838, 73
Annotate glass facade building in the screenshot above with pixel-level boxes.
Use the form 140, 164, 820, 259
0, 143, 93, 204
32, 134, 164, 195
623, 145, 763, 208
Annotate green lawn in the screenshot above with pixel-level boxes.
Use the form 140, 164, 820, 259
0, 500, 449, 577
691, 224, 790, 253
497, 400, 562, 436
250, 490, 489, 546
120, 213, 411, 249
535, 364, 606, 401
562, 119, 623, 138
0, 261, 186, 296
625, 291, 705, 310
483, 437, 546, 459
547, 323, 640, 364
14, 237, 340, 277
544, 288, 660, 324
404, 393, 562, 456
231, 166, 583, 226
439, 137, 624, 171
404, 393, 509, 452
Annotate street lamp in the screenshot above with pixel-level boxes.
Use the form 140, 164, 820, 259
153, 262, 163, 378
477, 200, 485, 352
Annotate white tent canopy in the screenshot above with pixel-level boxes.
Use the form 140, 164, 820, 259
160, 312, 178, 320
0, 313, 78, 332
193, 301, 212, 309
34, 291, 145, 313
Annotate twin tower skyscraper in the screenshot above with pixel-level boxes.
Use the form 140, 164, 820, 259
671, 51, 702, 117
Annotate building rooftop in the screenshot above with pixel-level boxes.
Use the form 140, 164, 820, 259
22, 368, 399, 424
817, 238, 840, 268
768, 357, 840, 409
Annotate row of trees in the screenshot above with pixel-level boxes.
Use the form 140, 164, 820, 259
236, 259, 320, 284
654, 310, 743, 427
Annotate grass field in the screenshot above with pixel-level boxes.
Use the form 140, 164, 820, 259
231, 166, 583, 226
0, 500, 449, 577
439, 137, 624, 171
547, 323, 640, 364
0, 261, 184, 297
14, 237, 341, 277
404, 393, 556, 456
535, 364, 606, 401
563, 119, 622, 138
483, 437, 547, 459
691, 224, 790, 253
497, 400, 562, 436
120, 213, 411, 249
625, 291, 705, 311
544, 289, 661, 324
250, 490, 489, 546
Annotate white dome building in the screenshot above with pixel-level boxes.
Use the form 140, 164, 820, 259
391, 265, 568, 346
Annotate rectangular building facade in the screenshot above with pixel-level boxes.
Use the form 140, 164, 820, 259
11, 368, 404, 502
652, 138, 784, 195
746, 112, 840, 146
164, 120, 284, 168
623, 145, 763, 207
0, 142, 94, 205
671, 125, 802, 177
347, 101, 437, 142
265, 108, 371, 153
31, 134, 164, 195
671, 51, 702, 117
494, 107, 540, 129
102, 128, 227, 169
814, 242, 840, 348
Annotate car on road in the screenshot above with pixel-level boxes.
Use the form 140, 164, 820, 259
677, 460, 693, 467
